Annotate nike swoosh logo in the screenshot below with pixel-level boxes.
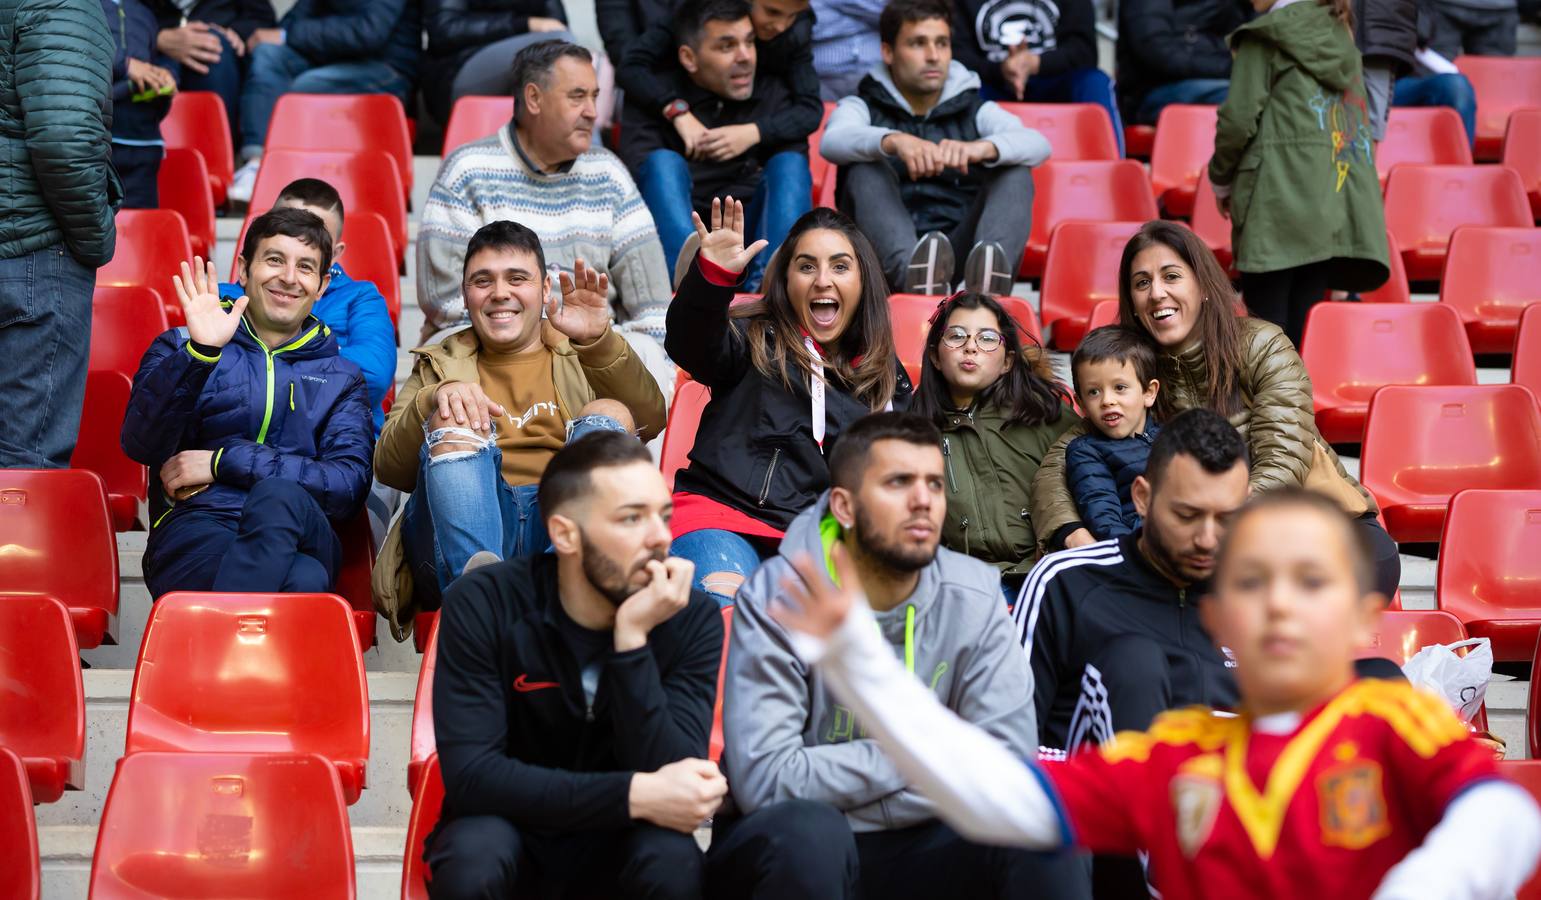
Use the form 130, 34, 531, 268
514, 674, 561, 693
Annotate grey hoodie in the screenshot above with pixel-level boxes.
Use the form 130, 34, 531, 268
723, 491, 1039, 832
819, 59, 1052, 168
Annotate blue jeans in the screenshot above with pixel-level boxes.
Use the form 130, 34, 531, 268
637, 149, 812, 291
0, 243, 94, 468
181, 29, 244, 145
1132, 78, 1231, 126
1013, 68, 1127, 157
1393, 73, 1478, 150
240, 42, 412, 154
402, 415, 629, 601
669, 528, 772, 606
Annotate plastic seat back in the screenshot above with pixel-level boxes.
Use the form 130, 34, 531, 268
810, 101, 837, 207
1361, 609, 1468, 664
127, 592, 370, 803
1503, 108, 1541, 219
1360, 230, 1410, 303
1039, 220, 1145, 348
1086, 299, 1120, 334
1301, 303, 1476, 444
0, 747, 39, 900
96, 209, 194, 309
71, 371, 148, 531
334, 514, 379, 651
710, 605, 733, 763
0, 595, 84, 803
90, 286, 171, 382
266, 93, 413, 196
1376, 107, 1473, 185
0, 470, 119, 649
1516, 304, 1541, 402
997, 102, 1119, 160
158, 147, 216, 260
443, 95, 513, 156
1439, 226, 1541, 353
1189, 171, 1233, 271
1455, 55, 1541, 159
1500, 760, 1541, 900
661, 380, 711, 491
250, 150, 407, 265
1383, 165, 1532, 281
1149, 104, 1218, 216
1023, 160, 1157, 277
402, 754, 444, 900
91, 751, 356, 900
1437, 490, 1541, 662
407, 625, 438, 797
1360, 384, 1541, 542
160, 91, 234, 205
888, 293, 1043, 385
341, 211, 402, 329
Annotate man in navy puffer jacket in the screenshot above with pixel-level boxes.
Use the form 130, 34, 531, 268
122, 207, 373, 600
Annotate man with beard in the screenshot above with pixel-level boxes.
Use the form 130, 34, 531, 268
704, 412, 1090, 899
426, 430, 727, 900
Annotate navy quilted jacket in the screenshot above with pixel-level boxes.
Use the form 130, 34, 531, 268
1065, 421, 1161, 540
121, 309, 374, 530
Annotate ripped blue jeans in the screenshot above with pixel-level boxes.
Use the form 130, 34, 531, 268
402, 415, 627, 604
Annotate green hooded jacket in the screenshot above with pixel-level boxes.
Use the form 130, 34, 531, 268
1208, 0, 1389, 291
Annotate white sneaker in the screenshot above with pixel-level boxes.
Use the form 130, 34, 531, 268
227, 157, 261, 205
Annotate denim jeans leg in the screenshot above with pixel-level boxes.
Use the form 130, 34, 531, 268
1066, 68, 1126, 157
241, 42, 313, 152
637, 149, 697, 273
1393, 74, 1478, 149
0, 244, 94, 468
567, 414, 631, 442
743, 151, 813, 291
180, 30, 243, 145
1133, 79, 1231, 126
415, 437, 516, 588
291, 61, 413, 103
507, 483, 551, 558
669, 528, 767, 606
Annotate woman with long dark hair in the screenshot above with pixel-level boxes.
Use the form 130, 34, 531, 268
1028, 220, 1400, 597
665, 200, 909, 602
910, 291, 1078, 595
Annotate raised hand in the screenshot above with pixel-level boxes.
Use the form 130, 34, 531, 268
173, 256, 246, 350
691, 196, 770, 276
614, 558, 695, 652
772, 544, 865, 641
549, 258, 613, 345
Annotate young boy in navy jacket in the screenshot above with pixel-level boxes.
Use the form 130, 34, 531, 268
1065, 326, 1162, 541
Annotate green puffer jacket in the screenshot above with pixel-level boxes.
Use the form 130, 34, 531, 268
0, 0, 118, 267
1029, 317, 1375, 554
1209, 0, 1388, 291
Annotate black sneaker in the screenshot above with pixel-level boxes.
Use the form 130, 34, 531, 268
904, 231, 955, 295
963, 241, 1014, 296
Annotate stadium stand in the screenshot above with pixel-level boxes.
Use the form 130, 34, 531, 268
1454, 54, 1541, 160
1439, 226, 1541, 354
90, 286, 172, 382
1516, 303, 1541, 400
95, 209, 194, 326
1021, 160, 1158, 278
1504, 108, 1541, 221
159, 91, 234, 207
335, 515, 382, 651
1361, 609, 1469, 665
71, 371, 149, 532
1375, 107, 1473, 187
0, 470, 119, 650
442, 95, 514, 157
1359, 230, 1411, 304
1189, 171, 1234, 272
248, 149, 408, 268
661, 379, 711, 492
407, 625, 437, 798
0, 595, 85, 804
158, 147, 217, 260
810, 101, 836, 209
998, 102, 1120, 161
401, 753, 443, 900
1383, 164, 1532, 282
0, 747, 39, 900
1147, 104, 1217, 218
267, 94, 415, 198
1436, 489, 1541, 662
1038, 220, 1145, 349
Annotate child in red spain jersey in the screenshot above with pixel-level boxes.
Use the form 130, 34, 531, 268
775, 489, 1541, 899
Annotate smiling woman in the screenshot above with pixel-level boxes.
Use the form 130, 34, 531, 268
663, 200, 911, 603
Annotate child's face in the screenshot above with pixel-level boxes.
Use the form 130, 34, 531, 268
1075, 357, 1156, 439
929, 306, 1013, 405
1201, 506, 1383, 718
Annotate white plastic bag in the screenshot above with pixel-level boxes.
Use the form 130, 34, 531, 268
1401, 638, 1493, 724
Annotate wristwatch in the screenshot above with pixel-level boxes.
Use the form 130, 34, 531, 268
663, 99, 691, 120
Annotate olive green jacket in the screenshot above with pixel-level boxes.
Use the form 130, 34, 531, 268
1029, 318, 1375, 554
1209, 0, 1388, 291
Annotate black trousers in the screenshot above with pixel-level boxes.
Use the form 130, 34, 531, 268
112, 143, 162, 209
426, 814, 704, 900
704, 799, 1091, 900
1240, 261, 1333, 349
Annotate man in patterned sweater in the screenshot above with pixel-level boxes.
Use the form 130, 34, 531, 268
417, 40, 675, 361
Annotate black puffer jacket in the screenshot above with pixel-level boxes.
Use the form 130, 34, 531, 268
1065, 421, 1161, 540
1354, 0, 1417, 68
665, 259, 912, 531
0, 0, 118, 267
1115, 0, 1252, 122
280, 0, 420, 80
595, 0, 673, 64
421, 0, 567, 124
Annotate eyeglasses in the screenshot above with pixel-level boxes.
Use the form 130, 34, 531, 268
940, 327, 1003, 352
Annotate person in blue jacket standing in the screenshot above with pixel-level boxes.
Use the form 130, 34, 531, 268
221, 177, 396, 436
122, 207, 374, 599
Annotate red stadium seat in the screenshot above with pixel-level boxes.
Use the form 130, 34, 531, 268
1504, 109, 1541, 220
266, 93, 414, 197
1531, 641, 1541, 758
1086, 299, 1120, 334
1375, 107, 1472, 186
1124, 124, 1155, 160
810, 101, 836, 208
0, 747, 38, 900
662, 380, 711, 491
0, 470, 119, 649
334, 514, 379, 651
1500, 761, 1541, 900
71, 371, 149, 531
1360, 608, 1468, 664
1039, 220, 1144, 349
1189, 171, 1233, 272
1383, 164, 1532, 282
1359, 230, 1410, 303
1436, 490, 1541, 662
91, 286, 171, 382
997, 103, 1119, 160
1455, 55, 1541, 160
160, 91, 234, 206
710, 605, 733, 764
1148, 105, 1217, 218
889, 293, 1043, 384
413, 610, 438, 654
1360, 384, 1541, 543
1022, 160, 1157, 278
407, 624, 438, 797
157, 147, 216, 260
402, 753, 444, 900
0, 595, 85, 804
127, 592, 371, 804
97, 208, 193, 324
91, 751, 356, 900
249, 150, 407, 268
1516, 303, 1541, 402
442, 95, 513, 156
1301, 303, 1476, 444
1439, 226, 1541, 354
342, 211, 402, 330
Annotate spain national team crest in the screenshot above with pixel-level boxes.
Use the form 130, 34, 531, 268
1171, 765, 1223, 858
1317, 757, 1392, 849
